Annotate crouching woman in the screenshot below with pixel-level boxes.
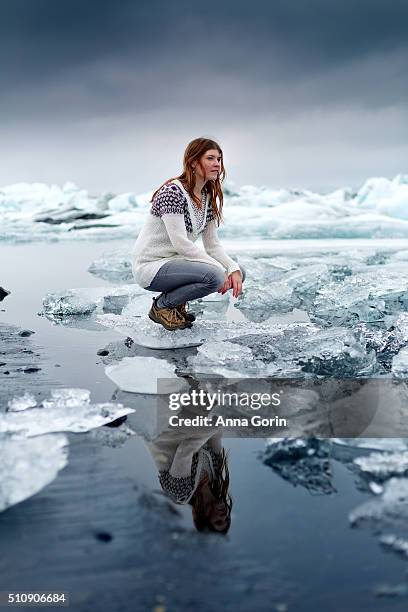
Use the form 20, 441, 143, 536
132, 137, 246, 331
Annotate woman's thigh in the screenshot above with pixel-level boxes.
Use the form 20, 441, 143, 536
146, 260, 225, 293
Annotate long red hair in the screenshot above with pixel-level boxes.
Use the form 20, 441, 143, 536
150, 137, 226, 226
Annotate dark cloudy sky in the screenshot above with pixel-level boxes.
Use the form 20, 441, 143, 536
1, 0, 407, 194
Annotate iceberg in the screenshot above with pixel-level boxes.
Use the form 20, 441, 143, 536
3, 174, 408, 242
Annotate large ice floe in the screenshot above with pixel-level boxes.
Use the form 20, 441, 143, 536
0, 388, 135, 513
105, 356, 189, 394
2, 174, 408, 242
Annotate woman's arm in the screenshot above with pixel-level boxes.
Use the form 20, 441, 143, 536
162, 213, 225, 271
201, 220, 241, 275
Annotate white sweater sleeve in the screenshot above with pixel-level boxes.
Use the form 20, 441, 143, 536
162, 213, 225, 272
201, 220, 241, 275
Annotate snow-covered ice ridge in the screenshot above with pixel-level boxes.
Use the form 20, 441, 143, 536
2, 174, 408, 242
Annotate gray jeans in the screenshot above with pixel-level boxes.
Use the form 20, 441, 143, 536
145, 260, 246, 309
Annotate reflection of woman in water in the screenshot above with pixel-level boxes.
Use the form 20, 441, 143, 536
147, 429, 232, 533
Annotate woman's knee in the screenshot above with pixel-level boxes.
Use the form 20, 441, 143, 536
203, 268, 226, 291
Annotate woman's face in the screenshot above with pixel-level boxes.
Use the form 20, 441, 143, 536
194, 149, 222, 182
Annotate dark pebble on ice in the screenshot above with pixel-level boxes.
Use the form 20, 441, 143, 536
94, 531, 113, 542
0, 362, 5, 367
104, 415, 128, 428
55, 364, 61, 367
97, 349, 109, 356
19, 330, 35, 337
0, 287, 10, 301
3, 371, 10, 375
124, 337, 133, 348
24, 367, 41, 373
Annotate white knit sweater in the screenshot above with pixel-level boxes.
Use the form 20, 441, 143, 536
132, 179, 241, 288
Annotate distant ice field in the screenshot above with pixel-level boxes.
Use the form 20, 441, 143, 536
1, 174, 408, 242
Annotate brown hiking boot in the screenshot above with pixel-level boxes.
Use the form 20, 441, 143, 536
176, 302, 196, 322
148, 298, 192, 331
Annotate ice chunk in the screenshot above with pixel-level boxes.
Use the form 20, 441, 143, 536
42, 285, 147, 319
105, 356, 190, 394
0, 433, 68, 513
0, 388, 135, 436
234, 284, 300, 321
121, 294, 157, 318
392, 348, 408, 378
354, 451, 408, 481
96, 313, 275, 350
230, 326, 377, 377
7, 392, 37, 412
88, 423, 136, 447
262, 438, 335, 494
311, 264, 408, 327
88, 249, 133, 282
349, 477, 408, 527
42, 388, 91, 408
379, 535, 408, 559
186, 340, 257, 377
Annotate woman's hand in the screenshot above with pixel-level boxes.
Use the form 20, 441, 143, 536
218, 274, 232, 295
217, 270, 243, 297
229, 270, 243, 298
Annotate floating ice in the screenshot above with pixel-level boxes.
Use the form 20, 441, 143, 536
0, 433, 69, 513
105, 356, 190, 394
349, 477, 408, 527
88, 423, 136, 447
392, 348, 408, 378
88, 248, 133, 282
379, 535, 408, 559
0, 388, 135, 436
229, 325, 377, 377
234, 284, 300, 321
311, 263, 408, 327
42, 285, 147, 319
7, 392, 37, 412
96, 313, 275, 350
354, 451, 408, 481
262, 438, 335, 494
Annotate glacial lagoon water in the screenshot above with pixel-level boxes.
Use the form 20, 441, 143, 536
1, 238, 408, 610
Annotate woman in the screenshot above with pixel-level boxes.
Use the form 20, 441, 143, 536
147, 428, 232, 534
132, 137, 246, 331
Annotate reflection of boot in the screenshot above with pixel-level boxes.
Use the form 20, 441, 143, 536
148, 297, 192, 331
176, 302, 196, 322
